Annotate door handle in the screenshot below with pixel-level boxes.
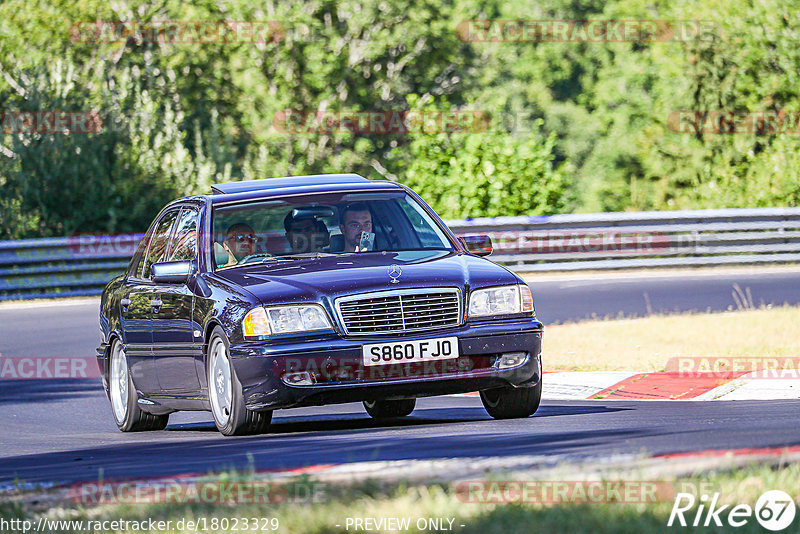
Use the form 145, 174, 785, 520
120, 298, 131, 310
150, 298, 163, 310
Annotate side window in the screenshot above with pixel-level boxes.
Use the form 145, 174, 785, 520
168, 208, 199, 261
127, 233, 150, 278
140, 210, 180, 279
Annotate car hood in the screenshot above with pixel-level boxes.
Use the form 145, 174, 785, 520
211, 250, 518, 306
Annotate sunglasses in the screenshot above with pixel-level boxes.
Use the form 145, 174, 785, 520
230, 233, 257, 243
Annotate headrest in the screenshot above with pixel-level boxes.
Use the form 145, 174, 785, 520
329, 233, 344, 252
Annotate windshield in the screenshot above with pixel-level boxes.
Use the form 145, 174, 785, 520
211, 191, 453, 270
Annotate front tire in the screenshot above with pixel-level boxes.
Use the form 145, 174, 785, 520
108, 339, 169, 431
363, 399, 416, 419
480, 358, 543, 419
207, 326, 272, 436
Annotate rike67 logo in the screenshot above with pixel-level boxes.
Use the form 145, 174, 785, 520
668, 490, 796, 531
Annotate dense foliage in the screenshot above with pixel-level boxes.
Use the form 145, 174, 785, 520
1, 0, 798, 238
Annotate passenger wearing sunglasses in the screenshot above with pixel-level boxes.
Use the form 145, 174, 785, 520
222, 223, 258, 267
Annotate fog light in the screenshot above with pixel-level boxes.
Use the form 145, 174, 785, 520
494, 352, 528, 369
282, 371, 317, 386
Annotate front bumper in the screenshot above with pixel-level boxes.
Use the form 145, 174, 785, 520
228, 318, 543, 411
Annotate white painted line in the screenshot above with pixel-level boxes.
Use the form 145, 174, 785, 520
542, 371, 639, 399
694, 379, 746, 400
698, 373, 800, 400
451, 370, 800, 401
0, 298, 99, 310
448, 372, 641, 400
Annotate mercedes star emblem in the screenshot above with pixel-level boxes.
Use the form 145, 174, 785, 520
388, 264, 402, 284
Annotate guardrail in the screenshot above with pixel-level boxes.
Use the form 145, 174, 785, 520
0, 234, 142, 301
446, 207, 800, 271
1, 207, 799, 301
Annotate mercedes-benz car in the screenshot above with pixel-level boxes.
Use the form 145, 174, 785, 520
97, 174, 543, 435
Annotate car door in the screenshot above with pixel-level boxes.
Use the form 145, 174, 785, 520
152, 207, 202, 392
120, 209, 180, 394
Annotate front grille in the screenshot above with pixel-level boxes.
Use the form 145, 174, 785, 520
336, 289, 461, 335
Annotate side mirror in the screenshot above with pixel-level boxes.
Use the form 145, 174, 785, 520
459, 235, 493, 256
151, 260, 194, 284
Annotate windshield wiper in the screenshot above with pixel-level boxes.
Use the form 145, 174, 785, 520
262, 252, 334, 262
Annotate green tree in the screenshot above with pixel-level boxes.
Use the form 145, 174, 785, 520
395, 99, 569, 218
0, 58, 234, 238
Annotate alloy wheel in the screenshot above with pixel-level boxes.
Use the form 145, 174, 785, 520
109, 341, 129, 424
208, 337, 233, 426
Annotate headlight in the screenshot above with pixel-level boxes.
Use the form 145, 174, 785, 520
243, 304, 333, 337
468, 284, 534, 317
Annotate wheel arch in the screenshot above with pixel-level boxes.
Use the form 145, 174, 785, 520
201, 319, 226, 388
202, 319, 225, 354
101, 331, 125, 397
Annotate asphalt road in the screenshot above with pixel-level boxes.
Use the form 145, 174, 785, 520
1, 268, 800, 486
531, 268, 800, 323
1, 387, 799, 486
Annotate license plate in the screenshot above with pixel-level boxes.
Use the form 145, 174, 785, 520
362, 337, 459, 367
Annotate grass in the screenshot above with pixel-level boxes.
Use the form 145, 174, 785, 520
543, 306, 800, 372
2, 463, 798, 533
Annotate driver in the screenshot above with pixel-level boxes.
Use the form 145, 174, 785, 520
222, 223, 257, 266
339, 203, 373, 252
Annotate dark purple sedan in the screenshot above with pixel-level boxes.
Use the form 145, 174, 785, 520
97, 174, 543, 435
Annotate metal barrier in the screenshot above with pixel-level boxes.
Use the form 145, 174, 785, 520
0, 234, 142, 301
1, 207, 799, 300
447, 207, 800, 271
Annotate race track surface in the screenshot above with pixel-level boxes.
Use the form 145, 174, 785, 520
2, 268, 800, 486
1, 386, 799, 486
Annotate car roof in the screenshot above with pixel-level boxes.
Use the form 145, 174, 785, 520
206, 174, 405, 204
160, 176, 407, 211
212, 174, 372, 195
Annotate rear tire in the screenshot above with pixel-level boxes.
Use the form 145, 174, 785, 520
108, 339, 169, 431
480, 358, 542, 419
363, 399, 416, 419
207, 326, 272, 436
